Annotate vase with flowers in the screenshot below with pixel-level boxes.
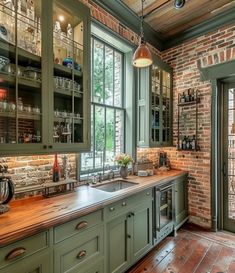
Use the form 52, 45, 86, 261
115, 153, 133, 179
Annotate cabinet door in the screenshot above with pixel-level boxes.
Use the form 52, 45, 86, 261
49, 0, 90, 153
106, 214, 131, 273
137, 67, 150, 147
174, 175, 188, 229
0, 250, 51, 273
132, 203, 152, 262
0, 0, 48, 155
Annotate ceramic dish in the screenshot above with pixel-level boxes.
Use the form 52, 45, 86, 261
0, 56, 10, 70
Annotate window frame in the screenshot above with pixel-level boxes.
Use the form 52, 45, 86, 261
80, 35, 126, 175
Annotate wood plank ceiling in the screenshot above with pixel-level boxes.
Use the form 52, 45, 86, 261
122, 0, 235, 39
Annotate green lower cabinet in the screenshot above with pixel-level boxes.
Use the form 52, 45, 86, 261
132, 203, 152, 263
174, 174, 188, 230
106, 200, 153, 273
0, 250, 51, 273
106, 214, 131, 273
78, 259, 104, 273
54, 225, 104, 273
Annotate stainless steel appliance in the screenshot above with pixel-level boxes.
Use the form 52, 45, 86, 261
153, 182, 174, 244
0, 165, 14, 214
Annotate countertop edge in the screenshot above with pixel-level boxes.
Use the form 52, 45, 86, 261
0, 170, 187, 246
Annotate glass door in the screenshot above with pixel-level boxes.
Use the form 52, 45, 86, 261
151, 65, 160, 144
0, 0, 43, 151
162, 70, 171, 144
223, 81, 235, 232
52, 0, 89, 151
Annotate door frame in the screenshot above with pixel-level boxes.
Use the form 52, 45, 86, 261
200, 60, 235, 231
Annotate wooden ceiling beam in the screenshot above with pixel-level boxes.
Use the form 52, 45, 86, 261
137, 0, 170, 17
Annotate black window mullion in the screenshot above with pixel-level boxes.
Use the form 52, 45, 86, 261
103, 45, 105, 104
114, 108, 116, 156
113, 50, 115, 106
92, 103, 96, 172
104, 106, 107, 168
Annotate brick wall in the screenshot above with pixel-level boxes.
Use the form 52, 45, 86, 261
137, 23, 235, 228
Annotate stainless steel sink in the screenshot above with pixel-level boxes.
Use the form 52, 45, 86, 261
92, 180, 138, 192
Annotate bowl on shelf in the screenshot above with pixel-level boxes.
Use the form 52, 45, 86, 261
0, 56, 10, 71
24, 67, 41, 81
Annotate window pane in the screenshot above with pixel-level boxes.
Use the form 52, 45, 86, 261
93, 40, 104, 103
105, 46, 114, 106
95, 106, 105, 169
105, 108, 114, 165
115, 110, 124, 155
114, 52, 122, 107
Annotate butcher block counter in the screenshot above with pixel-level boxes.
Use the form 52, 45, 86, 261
0, 170, 187, 246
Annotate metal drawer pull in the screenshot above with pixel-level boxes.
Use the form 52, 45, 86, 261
77, 250, 86, 259
75, 221, 88, 230
5, 247, 26, 261
146, 192, 150, 196
122, 202, 127, 206
109, 207, 115, 211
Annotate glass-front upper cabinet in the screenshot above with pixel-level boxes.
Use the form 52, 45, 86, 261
0, 0, 43, 153
0, 0, 90, 154
51, 0, 90, 152
137, 55, 172, 148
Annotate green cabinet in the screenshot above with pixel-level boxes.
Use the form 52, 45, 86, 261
106, 191, 153, 273
0, 0, 90, 155
0, 250, 51, 273
131, 203, 152, 262
106, 214, 131, 273
54, 224, 104, 273
174, 174, 188, 230
137, 54, 173, 147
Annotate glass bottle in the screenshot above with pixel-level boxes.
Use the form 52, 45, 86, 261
191, 135, 196, 150
52, 154, 60, 182
182, 136, 186, 150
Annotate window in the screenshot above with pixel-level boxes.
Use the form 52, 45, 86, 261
80, 37, 125, 174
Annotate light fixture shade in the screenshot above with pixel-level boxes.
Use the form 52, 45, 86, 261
133, 41, 153, 68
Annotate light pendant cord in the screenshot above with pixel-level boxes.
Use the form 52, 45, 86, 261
140, 0, 145, 41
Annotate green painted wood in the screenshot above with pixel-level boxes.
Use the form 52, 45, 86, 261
137, 54, 173, 148
200, 60, 235, 232
79, 258, 104, 273
0, 231, 49, 270
174, 174, 188, 229
54, 210, 102, 244
0, 250, 52, 273
106, 213, 131, 273
0, 0, 91, 155
131, 202, 152, 262
54, 224, 104, 273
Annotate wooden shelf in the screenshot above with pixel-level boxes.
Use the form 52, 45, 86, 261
177, 148, 200, 152
54, 116, 83, 124
54, 88, 82, 98
0, 72, 41, 90
54, 63, 82, 79
0, 39, 41, 66
0, 111, 41, 120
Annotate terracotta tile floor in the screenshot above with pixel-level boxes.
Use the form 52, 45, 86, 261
126, 224, 235, 273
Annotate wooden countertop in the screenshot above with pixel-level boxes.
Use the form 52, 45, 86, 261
0, 170, 186, 246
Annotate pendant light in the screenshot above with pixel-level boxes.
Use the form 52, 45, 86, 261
133, 0, 153, 68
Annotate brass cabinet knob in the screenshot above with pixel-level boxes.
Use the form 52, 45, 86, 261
122, 202, 127, 206
75, 221, 88, 230
77, 250, 86, 259
5, 247, 26, 261
109, 207, 115, 211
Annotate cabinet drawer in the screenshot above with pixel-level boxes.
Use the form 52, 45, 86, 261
0, 231, 49, 269
54, 225, 104, 273
105, 188, 152, 220
54, 209, 102, 243
68, 259, 104, 273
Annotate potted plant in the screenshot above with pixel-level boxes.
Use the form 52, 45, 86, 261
115, 153, 133, 179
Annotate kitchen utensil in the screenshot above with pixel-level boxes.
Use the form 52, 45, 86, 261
0, 55, 10, 70
0, 165, 14, 214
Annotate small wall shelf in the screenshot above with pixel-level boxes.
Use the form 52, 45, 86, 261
177, 89, 200, 151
